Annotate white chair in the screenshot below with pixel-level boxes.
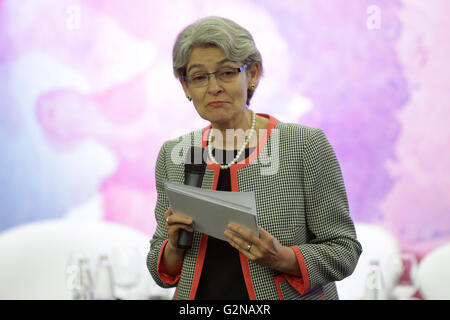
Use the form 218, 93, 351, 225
0, 219, 174, 299
336, 223, 402, 299
418, 241, 450, 300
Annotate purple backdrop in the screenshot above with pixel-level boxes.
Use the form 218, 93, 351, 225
1, 0, 449, 259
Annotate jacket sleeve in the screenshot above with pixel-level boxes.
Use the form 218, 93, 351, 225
146, 142, 181, 288
283, 128, 362, 294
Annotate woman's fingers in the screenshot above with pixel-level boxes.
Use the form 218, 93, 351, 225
164, 207, 195, 239
164, 206, 173, 216
224, 229, 258, 259
224, 223, 260, 255
224, 223, 287, 272
174, 223, 194, 233
165, 208, 194, 226
225, 223, 260, 244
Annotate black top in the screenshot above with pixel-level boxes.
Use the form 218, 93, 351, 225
195, 146, 255, 300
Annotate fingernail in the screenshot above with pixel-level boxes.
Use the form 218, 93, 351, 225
229, 223, 238, 230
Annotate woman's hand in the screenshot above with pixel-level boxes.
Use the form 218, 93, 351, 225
224, 223, 301, 276
161, 207, 195, 277
163, 207, 194, 250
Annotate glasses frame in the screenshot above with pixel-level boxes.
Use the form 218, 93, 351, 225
184, 64, 248, 88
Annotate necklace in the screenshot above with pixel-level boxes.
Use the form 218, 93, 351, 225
207, 110, 256, 169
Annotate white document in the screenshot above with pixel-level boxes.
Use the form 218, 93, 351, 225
164, 181, 258, 241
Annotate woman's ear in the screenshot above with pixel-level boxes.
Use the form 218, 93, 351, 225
180, 77, 192, 101
247, 62, 261, 88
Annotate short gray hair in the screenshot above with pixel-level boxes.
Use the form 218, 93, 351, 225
172, 16, 263, 105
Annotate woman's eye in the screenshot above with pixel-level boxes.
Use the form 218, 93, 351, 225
192, 75, 207, 82
219, 70, 236, 78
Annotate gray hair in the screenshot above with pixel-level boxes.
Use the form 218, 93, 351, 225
172, 16, 263, 105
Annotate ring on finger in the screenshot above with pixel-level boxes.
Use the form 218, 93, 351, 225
247, 243, 252, 252
165, 217, 170, 225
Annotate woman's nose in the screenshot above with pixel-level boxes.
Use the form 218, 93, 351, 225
206, 74, 223, 94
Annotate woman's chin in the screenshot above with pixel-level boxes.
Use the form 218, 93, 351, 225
200, 108, 231, 122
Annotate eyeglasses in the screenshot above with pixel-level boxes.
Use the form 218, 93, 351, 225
184, 64, 248, 88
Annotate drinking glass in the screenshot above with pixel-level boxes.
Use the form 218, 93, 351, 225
389, 252, 420, 299
109, 246, 140, 299
65, 252, 94, 299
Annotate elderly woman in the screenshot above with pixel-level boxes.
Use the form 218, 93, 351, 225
147, 16, 362, 300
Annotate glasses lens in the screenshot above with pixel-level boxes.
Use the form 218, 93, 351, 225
189, 74, 208, 87
217, 69, 238, 82
187, 66, 242, 88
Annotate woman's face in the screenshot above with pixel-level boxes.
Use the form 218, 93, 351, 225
181, 46, 260, 129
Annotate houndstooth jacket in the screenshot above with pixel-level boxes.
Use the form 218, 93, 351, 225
147, 113, 362, 300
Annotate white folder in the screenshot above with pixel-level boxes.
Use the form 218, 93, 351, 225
164, 181, 259, 241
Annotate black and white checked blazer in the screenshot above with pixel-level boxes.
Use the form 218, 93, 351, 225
147, 114, 362, 300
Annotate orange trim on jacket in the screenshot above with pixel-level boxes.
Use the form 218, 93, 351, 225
188, 233, 209, 299
156, 239, 181, 285
273, 247, 312, 299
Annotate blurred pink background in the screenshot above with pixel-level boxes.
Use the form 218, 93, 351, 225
1, 0, 449, 260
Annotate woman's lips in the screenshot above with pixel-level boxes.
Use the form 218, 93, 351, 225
208, 101, 228, 107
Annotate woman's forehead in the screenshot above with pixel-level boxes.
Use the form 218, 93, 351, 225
187, 47, 235, 71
